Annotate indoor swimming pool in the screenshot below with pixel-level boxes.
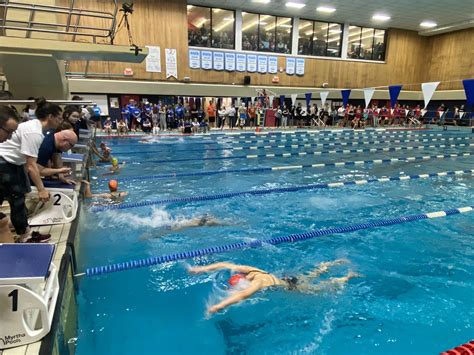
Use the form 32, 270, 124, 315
75, 129, 473, 354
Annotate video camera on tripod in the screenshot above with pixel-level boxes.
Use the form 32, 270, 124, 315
111, 2, 142, 56
120, 2, 134, 14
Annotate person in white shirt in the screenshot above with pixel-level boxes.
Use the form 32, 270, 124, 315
0, 99, 62, 243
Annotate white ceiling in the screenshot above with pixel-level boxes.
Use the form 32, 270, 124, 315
188, 0, 474, 32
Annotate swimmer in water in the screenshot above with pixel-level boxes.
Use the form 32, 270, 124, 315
82, 179, 128, 201
102, 157, 126, 176
140, 214, 231, 240
189, 259, 360, 314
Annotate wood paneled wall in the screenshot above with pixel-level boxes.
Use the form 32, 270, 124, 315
65, 0, 472, 91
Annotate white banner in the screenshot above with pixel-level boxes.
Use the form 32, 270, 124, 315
213, 52, 224, 71
257, 55, 268, 73
295, 58, 305, 75
236, 53, 246, 72
320, 91, 329, 107
225, 52, 235, 71
286, 57, 295, 75
421, 81, 440, 108
165, 48, 177, 79
291, 94, 298, 106
459, 112, 464, 118
268, 56, 278, 74
247, 54, 257, 72
188, 49, 200, 69
201, 51, 213, 70
363, 88, 375, 108
269, 95, 274, 107
145, 46, 161, 73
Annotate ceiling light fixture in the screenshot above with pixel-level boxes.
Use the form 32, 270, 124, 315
252, 0, 271, 3
286, 2, 306, 9
372, 14, 391, 21
317, 6, 336, 13
420, 21, 437, 28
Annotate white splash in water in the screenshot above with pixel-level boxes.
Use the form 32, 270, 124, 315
99, 207, 173, 229
297, 309, 336, 354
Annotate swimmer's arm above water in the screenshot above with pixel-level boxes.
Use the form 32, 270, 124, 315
189, 262, 257, 274
208, 281, 262, 314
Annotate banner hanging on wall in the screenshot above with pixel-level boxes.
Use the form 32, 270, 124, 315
295, 58, 305, 75
201, 51, 213, 70
165, 48, 177, 79
188, 49, 200, 69
421, 82, 440, 108
236, 53, 246, 72
213, 52, 224, 71
286, 58, 295, 75
258, 55, 268, 73
341, 90, 351, 107
268, 56, 278, 74
145, 46, 161, 73
247, 54, 257, 72
225, 52, 236, 71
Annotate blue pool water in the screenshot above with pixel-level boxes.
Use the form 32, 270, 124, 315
76, 129, 473, 354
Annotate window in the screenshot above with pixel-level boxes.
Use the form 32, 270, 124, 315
242, 12, 292, 53
187, 5, 235, 49
347, 26, 386, 61
297, 19, 342, 57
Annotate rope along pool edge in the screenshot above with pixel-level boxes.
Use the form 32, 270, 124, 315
83, 206, 474, 277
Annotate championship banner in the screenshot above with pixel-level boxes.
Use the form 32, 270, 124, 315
247, 54, 257, 72
236, 53, 246, 72
286, 57, 295, 75
165, 48, 177, 79
257, 55, 268, 73
188, 49, 200, 69
145, 46, 161, 73
268, 56, 278, 74
225, 52, 236, 71
295, 58, 305, 75
213, 52, 224, 71
201, 51, 213, 70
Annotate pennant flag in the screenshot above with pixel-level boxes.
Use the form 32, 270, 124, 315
243, 97, 249, 106
363, 88, 375, 108
251, 97, 255, 105
341, 90, 351, 107
459, 112, 464, 118
320, 91, 329, 107
462, 79, 474, 107
269, 95, 274, 108
305, 92, 312, 108
389, 85, 403, 108
421, 109, 427, 117
280, 95, 285, 109
291, 94, 298, 106
421, 81, 440, 108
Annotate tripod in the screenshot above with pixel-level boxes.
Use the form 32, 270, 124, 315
110, 10, 133, 46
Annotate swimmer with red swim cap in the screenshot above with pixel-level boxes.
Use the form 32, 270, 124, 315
189, 259, 360, 314
82, 179, 128, 201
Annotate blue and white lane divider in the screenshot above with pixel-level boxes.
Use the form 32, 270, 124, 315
111, 136, 472, 156
99, 152, 472, 183
129, 143, 474, 165
91, 169, 474, 212
81, 205, 474, 277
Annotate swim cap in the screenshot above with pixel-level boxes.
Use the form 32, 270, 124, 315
111, 157, 118, 166
108, 179, 118, 191
228, 274, 245, 286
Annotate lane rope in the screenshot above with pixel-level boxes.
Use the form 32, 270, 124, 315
81, 205, 474, 277
97, 152, 472, 183
91, 169, 474, 212
126, 142, 474, 164
111, 136, 472, 155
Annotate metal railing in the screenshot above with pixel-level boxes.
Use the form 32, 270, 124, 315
0, 0, 118, 43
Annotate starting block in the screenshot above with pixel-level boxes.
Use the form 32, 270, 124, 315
0, 244, 59, 349
28, 190, 78, 226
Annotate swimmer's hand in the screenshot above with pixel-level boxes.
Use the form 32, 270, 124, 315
207, 305, 220, 315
